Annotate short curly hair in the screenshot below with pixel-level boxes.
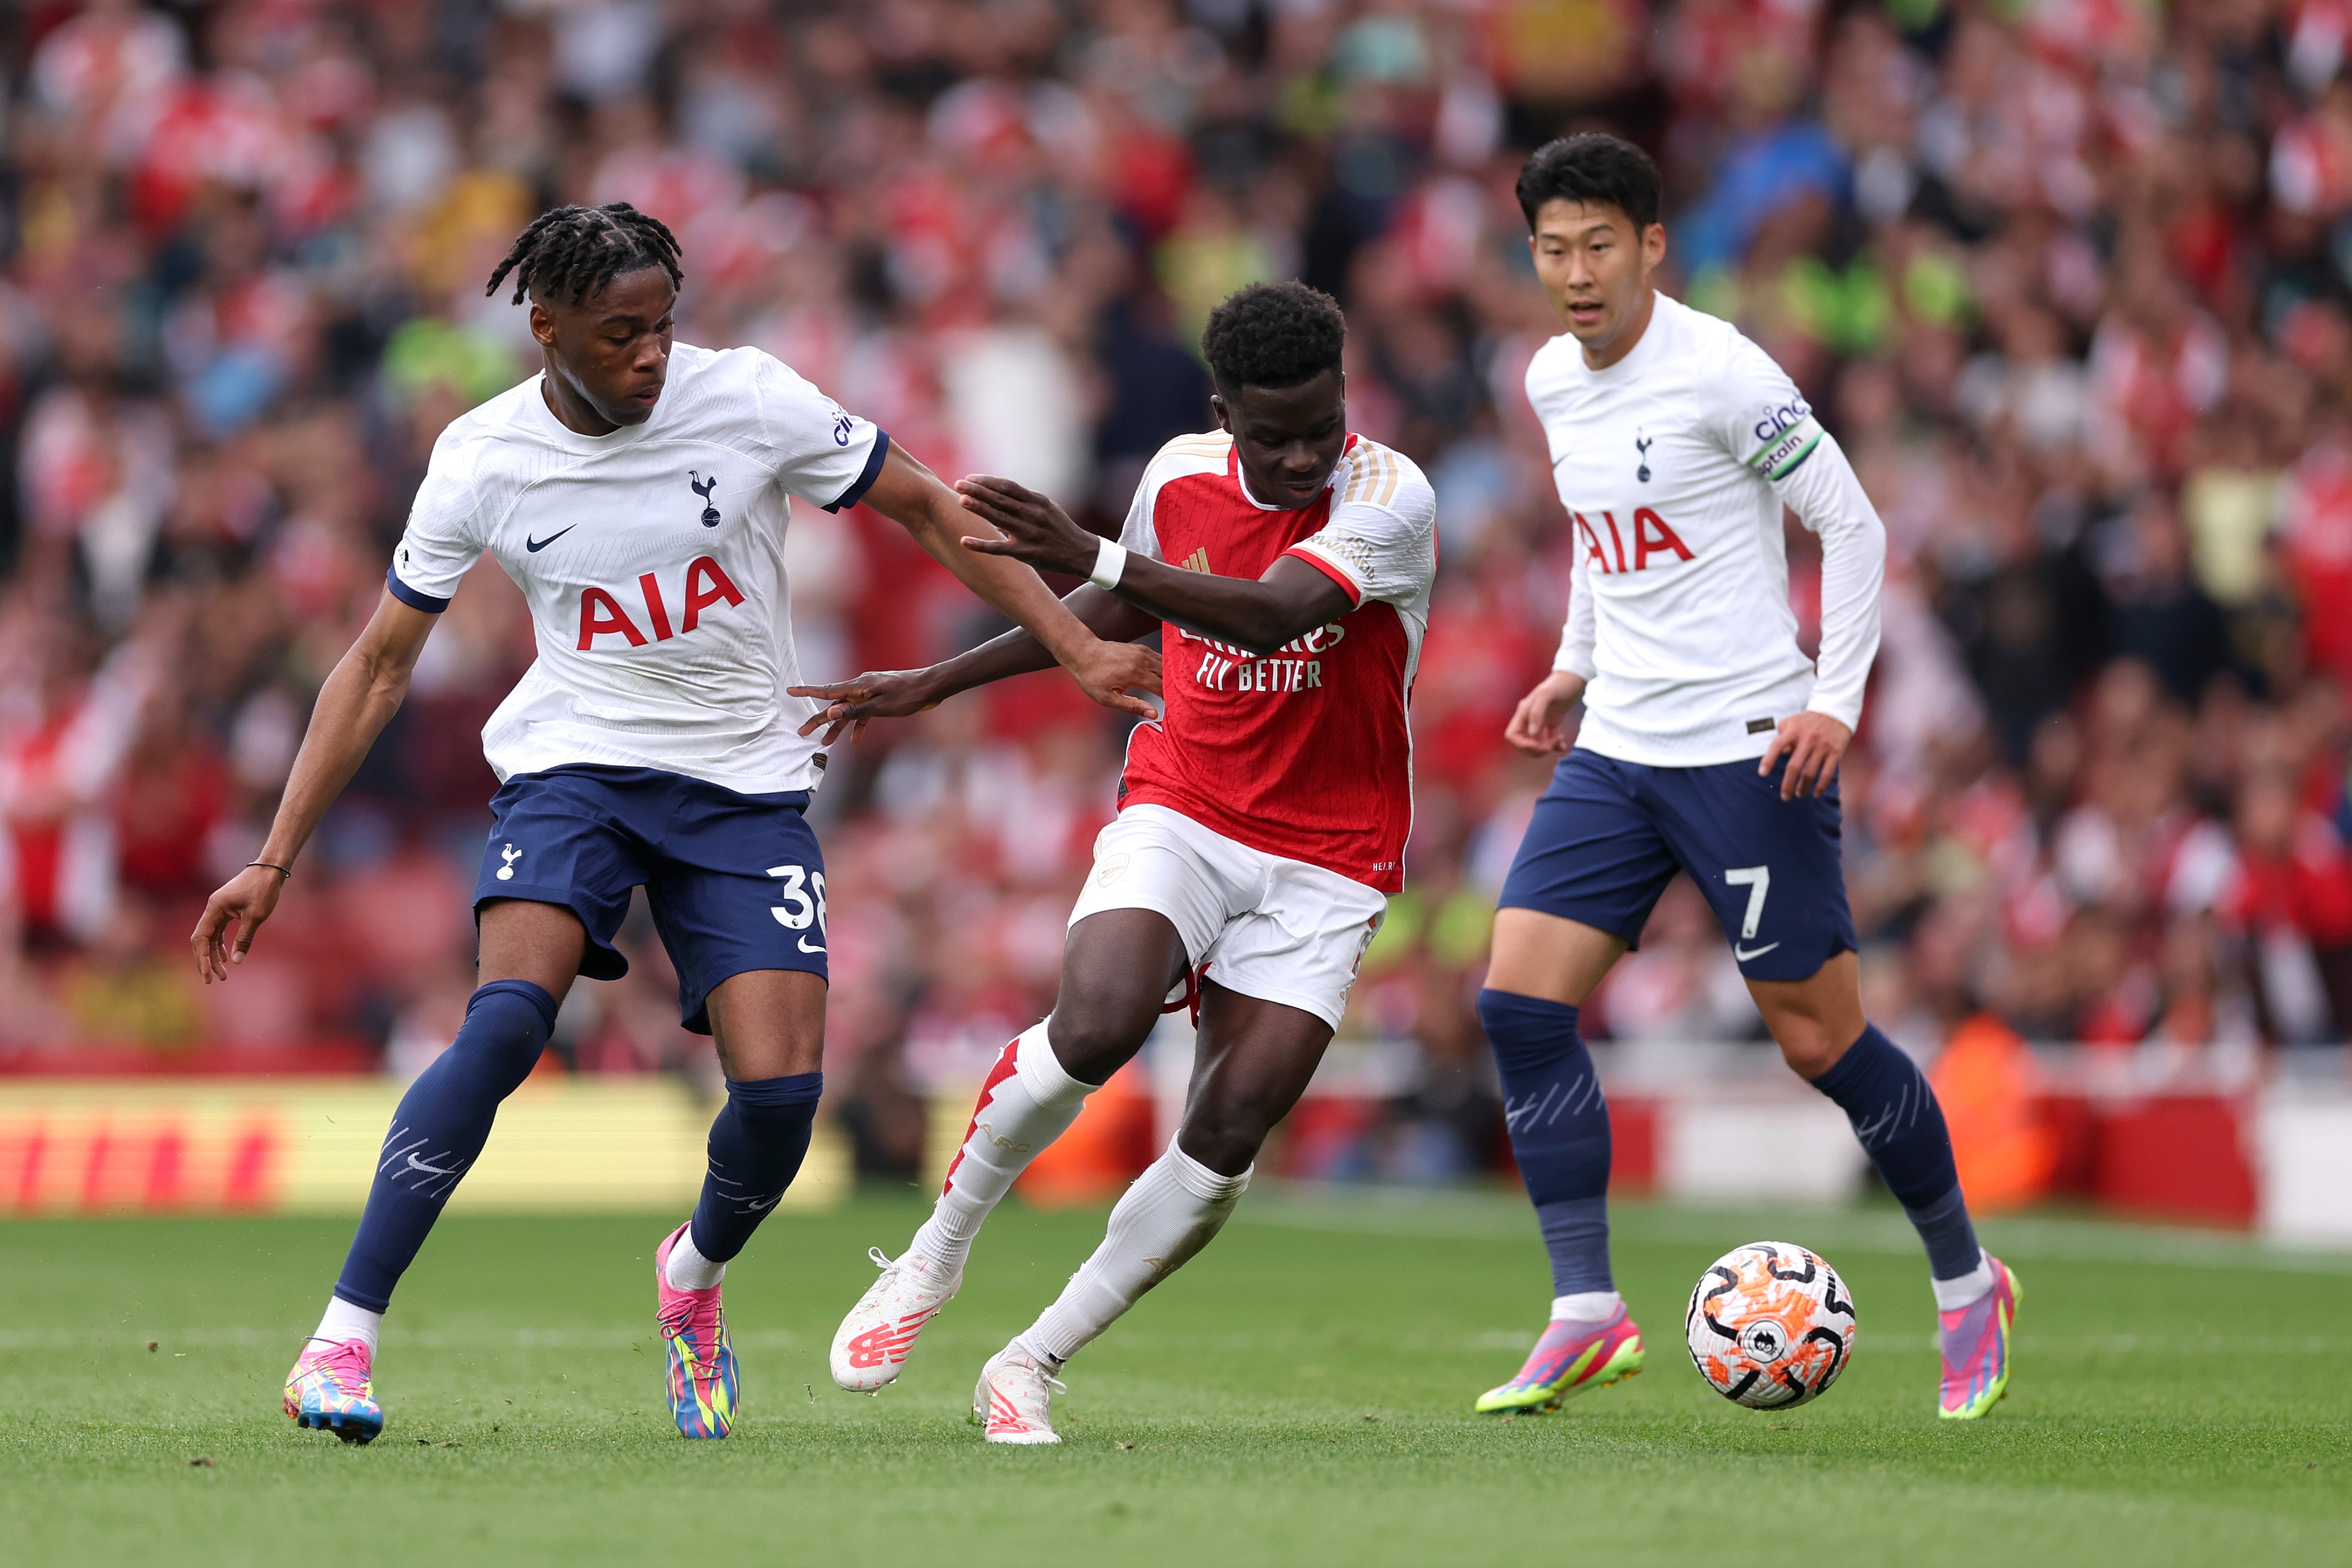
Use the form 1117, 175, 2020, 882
1200, 280, 1345, 397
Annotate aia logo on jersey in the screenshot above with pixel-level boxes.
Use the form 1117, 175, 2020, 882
577, 556, 744, 649
689, 471, 721, 528
1575, 509, 1692, 576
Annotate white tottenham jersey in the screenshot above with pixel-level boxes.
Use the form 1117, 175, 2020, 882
1527, 291, 1887, 767
388, 342, 887, 796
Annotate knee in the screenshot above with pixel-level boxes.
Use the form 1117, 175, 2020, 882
446, 982, 556, 1080
1773, 1020, 1848, 1081
1045, 1008, 1152, 1086
721, 1073, 824, 1132
1477, 988, 1588, 1073
1175, 1120, 1265, 1179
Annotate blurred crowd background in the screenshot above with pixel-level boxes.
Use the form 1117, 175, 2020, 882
6, 0, 2352, 1184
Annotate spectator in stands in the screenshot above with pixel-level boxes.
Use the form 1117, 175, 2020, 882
3, 0, 2351, 1174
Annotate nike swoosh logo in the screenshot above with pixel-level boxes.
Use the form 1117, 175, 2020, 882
404, 1152, 458, 1177
798, 936, 827, 955
1733, 942, 1781, 962
524, 526, 577, 552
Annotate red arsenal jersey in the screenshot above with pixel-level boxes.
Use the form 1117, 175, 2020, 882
1113, 431, 1437, 893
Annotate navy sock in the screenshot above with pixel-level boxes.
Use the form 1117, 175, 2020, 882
334, 981, 557, 1312
1477, 989, 1614, 1295
688, 1073, 824, 1264
1809, 1024, 1982, 1280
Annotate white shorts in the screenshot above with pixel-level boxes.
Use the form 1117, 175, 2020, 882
1066, 804, 1388, 1029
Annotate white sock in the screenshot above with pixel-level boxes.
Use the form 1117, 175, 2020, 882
665, 1228, 725, 1291
910, 1021, 1094, 1273
1931, 1252, 1994, 1313
1018, 1140, 1251, 1366
315, 1296, 383, 1354
1550, 1290, 1623, 1323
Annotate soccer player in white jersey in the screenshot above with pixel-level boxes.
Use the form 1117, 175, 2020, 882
187, 203, 1156, 1445
798, 282, 1436, 1442
1471, 136, 2019, 1421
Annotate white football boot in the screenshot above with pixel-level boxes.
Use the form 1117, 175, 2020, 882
973, 1344, 1065, 1445
829, 1246, 962, 1392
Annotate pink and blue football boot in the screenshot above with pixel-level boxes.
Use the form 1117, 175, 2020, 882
656, 1222, 738, 1438
284, 1337, 384, 1444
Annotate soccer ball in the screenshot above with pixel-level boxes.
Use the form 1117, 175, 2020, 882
1684, 1241, 1856, 1410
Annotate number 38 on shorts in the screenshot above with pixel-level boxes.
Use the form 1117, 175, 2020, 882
767, 864, 827, 933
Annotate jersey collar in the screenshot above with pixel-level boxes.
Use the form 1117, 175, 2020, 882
1227, 431, 1357, 512
524, 370, 666, 453
1578, 291, 1671, 384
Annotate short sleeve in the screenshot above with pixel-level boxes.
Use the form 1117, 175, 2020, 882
386, 435, 485, 612
1115, 464, 1165, 562
1709, 336, 1825, 485
751, 351, 889, 512
1282, 443, 1437, 607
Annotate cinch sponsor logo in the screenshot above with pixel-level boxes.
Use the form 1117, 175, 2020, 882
1750, 398, 1812, 443
1573, 509, 1692, 576
578, 556, 745, 649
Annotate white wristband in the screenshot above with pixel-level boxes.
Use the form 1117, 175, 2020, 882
1088, 537, 1129, 591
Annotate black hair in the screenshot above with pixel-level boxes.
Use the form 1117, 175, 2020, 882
1515, 133, 1664, 232
485, 202, 684, 307
1200, 280, 1346, 397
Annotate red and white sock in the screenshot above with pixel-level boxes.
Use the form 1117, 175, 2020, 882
909, 1021, 1094, 1273
1017, 1141, 1251, 1366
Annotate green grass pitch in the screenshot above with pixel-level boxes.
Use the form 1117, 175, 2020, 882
3, 1189, 2348, 1566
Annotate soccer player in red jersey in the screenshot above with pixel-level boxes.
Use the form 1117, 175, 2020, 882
803, 282, 1437, 1442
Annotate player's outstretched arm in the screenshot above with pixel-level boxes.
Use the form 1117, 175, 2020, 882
857, 443, 1158, 722
957, 475, 1349, 654
791, 586, 1157, 746
189, 592, 436, 981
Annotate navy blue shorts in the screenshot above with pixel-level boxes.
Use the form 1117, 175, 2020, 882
1497, 748, 1856, 983
474, 765, 827, 1034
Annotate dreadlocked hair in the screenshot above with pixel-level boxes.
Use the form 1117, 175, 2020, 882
484, 202, 684, 307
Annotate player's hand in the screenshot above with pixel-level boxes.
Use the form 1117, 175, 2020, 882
1504, 670, 1588, 754
1068, 639, 1161, 722
1760, 711, 1852, 800
954, 475, 1098, 578
789, 669, 943, 745
189, 864, 289, 983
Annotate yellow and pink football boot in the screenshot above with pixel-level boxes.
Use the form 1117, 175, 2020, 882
1475, 1304, 1645, 1414
1937, 1255, 2022, 1419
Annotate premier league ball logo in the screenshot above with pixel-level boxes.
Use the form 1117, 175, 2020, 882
1685, 1241, 1856, 1410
